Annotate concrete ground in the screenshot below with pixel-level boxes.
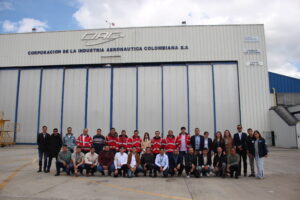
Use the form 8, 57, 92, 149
0, 146, 299, 200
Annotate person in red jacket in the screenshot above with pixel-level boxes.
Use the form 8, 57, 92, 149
76, 128, 93, 154
106, 128, 119, 153
151, 131, 166, 158
175, 126, 190, 160
165, 130, 177, 156
118, 130, 129, 152
128, 130, 142, 153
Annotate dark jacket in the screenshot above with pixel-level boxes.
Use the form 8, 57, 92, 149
246, 135, 255, 155
199, 153, 212, 166
203, 137, 213, 152
213, 153, 227, 167
98, 150, 114, 166
190, 135, 204, 151
37, 133, 51, 151
93, 134, 106, 153
184, 153, 197, 167
254, 138, 268, 158
169, 153, 183, 168
233, 132, 248, 152
212, 139, 225, 153
141, 153, 154, 165
49, 133, 62, 157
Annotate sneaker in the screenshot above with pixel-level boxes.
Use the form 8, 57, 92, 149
186, 175, 190, 178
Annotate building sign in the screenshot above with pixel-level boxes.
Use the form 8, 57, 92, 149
81, 32, 125, 46
244, 49, 261, 54
246, 61, 264, 66
244, 36, 259, 42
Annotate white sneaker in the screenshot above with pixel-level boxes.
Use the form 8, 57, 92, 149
186, 175, 190, 178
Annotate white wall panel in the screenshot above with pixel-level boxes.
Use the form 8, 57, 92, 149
63, 69, 86, 137
0, 70, 18, 124
163, 65, 188, 135
113, 67, 136, 135
17, 70, 40, 143
189, 64, 214, 135
87, 68, 111, 136
214, 64, 240, 134
138, 66, 162, 137
39, 69, 63, 133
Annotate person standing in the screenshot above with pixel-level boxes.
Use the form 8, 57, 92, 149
98, 145, 115, 176
154, 148, 169, 177
93, 128, 106, 154
253, 131, 268, 179
118, 130, 129, 152
175, 127, 190, 161
223, 130, 233, 155
76, 128, 93, 154
227, 148, 240, 179
84, 147, 98, 176
55, 144, 72, 176
71, 146, 85, 177
114, 146, 128, 177
151, 131, 166, 158
127, 146, 142, 177
141, 147, 155, 177
37, 125, 51, 173
63, 127, 76, 153
212, 131, 225, 154
233, 125, 248, 176
141, 132, 151, 153
190, 128, 204, 154
128, 130, 142, 153
203, 131, 213, 155
106, 128, 119, 153
246, 128, 256, 177
47, 128, 62, 172
165, 130, 177, 166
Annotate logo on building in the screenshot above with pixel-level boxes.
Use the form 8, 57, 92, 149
81, 32, 125, 46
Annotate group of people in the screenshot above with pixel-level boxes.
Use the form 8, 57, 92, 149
37, 125, 268, 179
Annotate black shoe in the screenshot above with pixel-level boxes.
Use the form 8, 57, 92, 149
55, 173, 60, 176
149, 172, 153, 177
244, 173, 247, 177
230, 174, 234, 178
154, 173, 157, 177
101, 172, 105, 176
37, 169, 42, 173
144, 172, 147, 177
235, 176, 239, 179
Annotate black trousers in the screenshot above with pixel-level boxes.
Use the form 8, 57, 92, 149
47, 154, 58, 170
154, 165, 168, 177
38, 149, 49, 170
115, 165, 128, 177
229, 164, 239, 177
237, 150, 247, 175
143, 163, 154, 173
85, 164, 97, 174
169, 164, 184, 176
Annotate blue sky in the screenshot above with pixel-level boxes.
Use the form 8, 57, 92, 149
0, 0, 300, 78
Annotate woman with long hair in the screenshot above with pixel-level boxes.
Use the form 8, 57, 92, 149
141, 132, 151, 153
223, 130, 233, 155
253, 130, 268, 179
212, 131, 225, 154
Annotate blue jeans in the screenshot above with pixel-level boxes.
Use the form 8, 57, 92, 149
255, 155, 264, 178
38, 149, 49, 170
97, 164, 115, 174
56, 161, 72, 175
127, 165, 143, 177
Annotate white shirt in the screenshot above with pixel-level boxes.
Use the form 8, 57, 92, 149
238, 132, 242, 140
130, 154, 137, 168
180, 134, 187, 151
155, 153, 169, 171
204, 138, 208, 148
114, 152, 128, 169
84, 152, 98, 165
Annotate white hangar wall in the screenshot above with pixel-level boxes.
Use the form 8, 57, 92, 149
0, 25, 270, 143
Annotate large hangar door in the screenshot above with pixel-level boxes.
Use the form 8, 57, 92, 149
17, 70, 41, 143
138, 66, 162, 137
87, 68, 111, 135
214, 64, 240, 133
63, 69, 86, 137
40, 69, 63, 134
163, 65, 188, 135
189, 64, 214, 134
113, 67, 136, 135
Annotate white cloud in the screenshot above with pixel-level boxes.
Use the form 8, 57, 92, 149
2, 18, 48, 33
0, 0, 13, 11
73, 0, 300, 78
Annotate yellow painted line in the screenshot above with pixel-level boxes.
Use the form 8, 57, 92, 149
78, 177, 192, 200
0, 158, 33, 165
0, 158, 35, 191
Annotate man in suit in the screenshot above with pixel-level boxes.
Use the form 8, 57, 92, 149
233, 125, 248, 176
169, 148, 184, 177
203, 132, 213, 155
37, 125, 51, 173
197, 148, 212, 176
213, 147, 227, 177
190, 128, 204, 154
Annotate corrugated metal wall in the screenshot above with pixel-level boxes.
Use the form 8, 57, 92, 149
0, 63, 245, 143
269, 72, 300, 93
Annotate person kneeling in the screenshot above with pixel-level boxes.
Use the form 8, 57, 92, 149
84, 146, 98, 176
127, 146, 142, 178
141, 147, 154, 177
154, 148, 169, 177
71, 146, 85, 177
98, 145, 115, 176
55, 144, 72, 176
114, 146, 128, 177
213, 147, 227, 178
184, 148, 198, 178
198, 148, 213, 176
227, 148, 240, 179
